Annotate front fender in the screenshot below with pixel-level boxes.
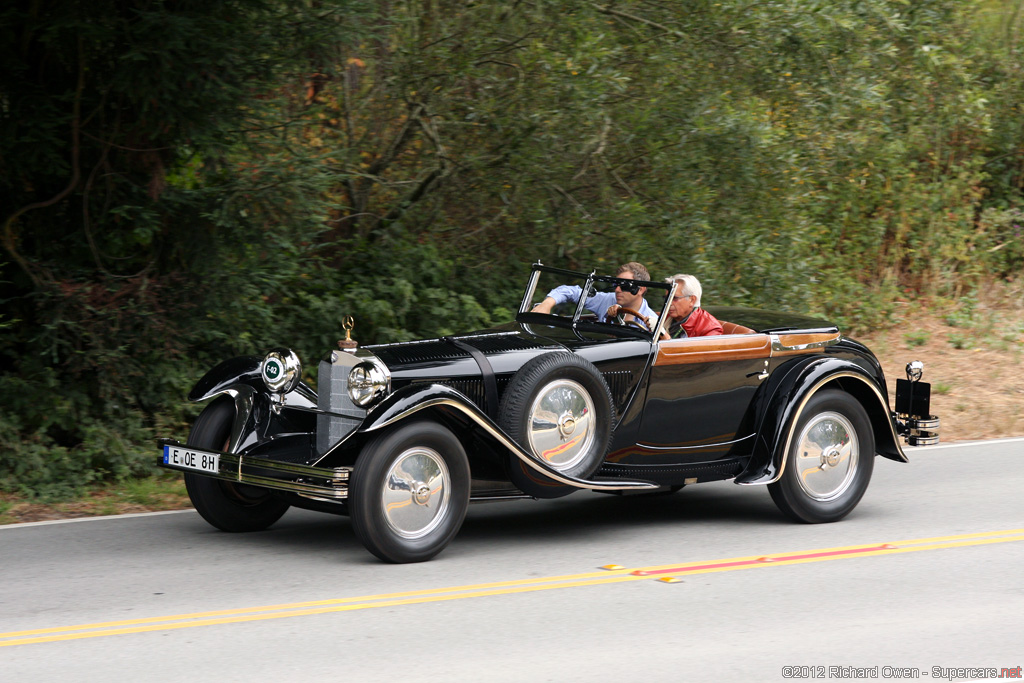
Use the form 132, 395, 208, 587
735, 357, 906, 486
360, 383, 658, 492
188, 356, 264, 402
188, 355, 316, 454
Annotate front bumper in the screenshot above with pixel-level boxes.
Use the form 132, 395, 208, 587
157, 439, 352, 500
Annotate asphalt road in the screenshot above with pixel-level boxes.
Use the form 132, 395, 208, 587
3, 438, 1023, 682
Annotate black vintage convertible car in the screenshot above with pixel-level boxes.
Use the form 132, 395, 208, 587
158, 263, 939, 562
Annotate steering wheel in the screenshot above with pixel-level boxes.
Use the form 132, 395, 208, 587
613, 306, 653, 332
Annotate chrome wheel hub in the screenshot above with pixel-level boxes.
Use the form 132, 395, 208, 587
557, 412, 577, 437
381, 447, 450, 539
794, 411, 859, 501
822, 447, 842, 469
527, 379, 596, 471
412, 483, 432, 506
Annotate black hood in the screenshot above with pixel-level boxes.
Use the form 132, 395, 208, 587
365, 326, 561, 374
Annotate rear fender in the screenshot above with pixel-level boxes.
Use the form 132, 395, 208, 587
360, 384, 658, 492
188, 356, 316, 454
735, 357, 906, 486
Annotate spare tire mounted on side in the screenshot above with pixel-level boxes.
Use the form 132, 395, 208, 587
497, 352, 615, 498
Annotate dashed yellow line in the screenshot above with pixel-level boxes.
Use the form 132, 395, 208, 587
3, 528, 1022, 648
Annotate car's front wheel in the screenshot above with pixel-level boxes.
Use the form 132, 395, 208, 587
183, 396, 290, 532
768, 389, 874, 523
349, 420, 470, 563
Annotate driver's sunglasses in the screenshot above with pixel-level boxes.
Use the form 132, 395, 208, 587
615, 282, 640, 295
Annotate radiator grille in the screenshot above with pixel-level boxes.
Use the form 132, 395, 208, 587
316, 359, 365, 455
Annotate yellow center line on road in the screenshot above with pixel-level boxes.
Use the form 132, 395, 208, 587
3, 527, 1023, 648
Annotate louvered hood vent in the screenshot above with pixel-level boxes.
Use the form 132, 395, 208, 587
366, 333, 548, 367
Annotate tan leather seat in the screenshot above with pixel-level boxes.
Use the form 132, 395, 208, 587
720, 321, 754, 335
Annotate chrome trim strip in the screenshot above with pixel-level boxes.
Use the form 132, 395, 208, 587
159, 440, 352, 499
637, 434, 755, 451
369, 397, 659, 491
455, 331, 523, 341
363, 332, 525, 352
470, 494, 533, 503
770, 333, 841, 354
363, 338, 452, 349
296, 493, 349, 505
737, 370, 908, 486
519, 264, 543, 314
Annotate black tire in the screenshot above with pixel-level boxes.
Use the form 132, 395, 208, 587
349, 420, 470, 563
768, 389, 875, 523
183, 396, 290, 532
497, 352, 615, 499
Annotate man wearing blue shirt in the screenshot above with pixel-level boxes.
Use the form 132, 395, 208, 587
531, 261, 658, 329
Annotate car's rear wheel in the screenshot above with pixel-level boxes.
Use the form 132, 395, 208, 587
768, 389, 874, 523
349, 420, 470, 563
498, 352, 614, 498
183, 396, 290, 532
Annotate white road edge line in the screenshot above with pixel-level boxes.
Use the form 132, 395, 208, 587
0, 509, 195, 530
910, 436, 1024, 451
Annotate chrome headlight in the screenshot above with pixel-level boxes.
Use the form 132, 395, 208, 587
262, 348, 302, 393
348, 360, 389, 407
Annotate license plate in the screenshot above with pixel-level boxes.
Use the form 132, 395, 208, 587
163, 445, 220, 474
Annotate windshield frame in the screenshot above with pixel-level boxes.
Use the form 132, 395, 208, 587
516, 262, 674, 341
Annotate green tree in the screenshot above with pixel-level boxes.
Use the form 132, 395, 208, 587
0, 0, 371, 495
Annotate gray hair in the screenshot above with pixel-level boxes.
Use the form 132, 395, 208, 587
666, 273, 703, 308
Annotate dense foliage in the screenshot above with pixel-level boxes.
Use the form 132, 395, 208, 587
2, 0, 1022, 496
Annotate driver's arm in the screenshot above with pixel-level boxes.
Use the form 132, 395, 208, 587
532, 297, 557, 314
532, 285, 583, 314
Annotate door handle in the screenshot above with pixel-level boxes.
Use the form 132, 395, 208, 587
746, 360, 770, 381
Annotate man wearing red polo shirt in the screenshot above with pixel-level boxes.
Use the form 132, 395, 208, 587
659, 273, 723, 339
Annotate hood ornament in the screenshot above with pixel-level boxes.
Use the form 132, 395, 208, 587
338, 315, 358, 353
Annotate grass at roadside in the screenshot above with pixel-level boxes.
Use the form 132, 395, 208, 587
0, 474, 190, 525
